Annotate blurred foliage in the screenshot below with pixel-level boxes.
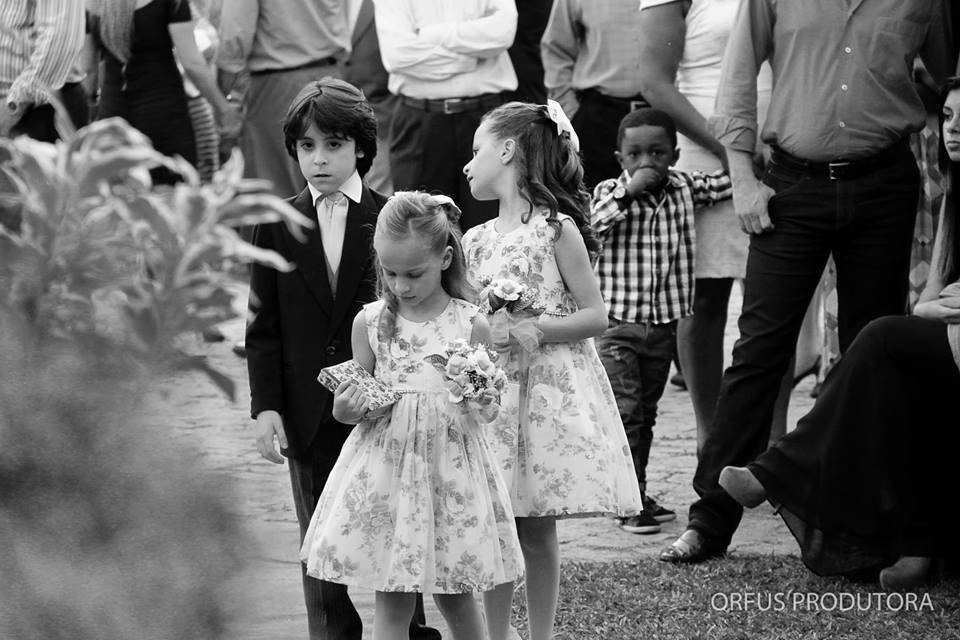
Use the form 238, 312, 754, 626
0, 119, 311, 638
0, 117, 312, 399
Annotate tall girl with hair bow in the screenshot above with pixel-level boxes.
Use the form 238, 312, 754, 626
462, 102, 642, 640
299, 191, 523, 640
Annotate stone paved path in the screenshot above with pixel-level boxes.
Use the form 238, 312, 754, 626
142, 288, 816, 639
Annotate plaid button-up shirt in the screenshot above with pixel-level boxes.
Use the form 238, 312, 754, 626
591, 169, 732, 325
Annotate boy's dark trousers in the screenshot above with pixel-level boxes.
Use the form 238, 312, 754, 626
246, 184, 441, 640
596, 319, 677, 491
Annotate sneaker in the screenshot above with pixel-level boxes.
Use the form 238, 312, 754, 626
642, 494, 676, 523
620, 511, 661, 534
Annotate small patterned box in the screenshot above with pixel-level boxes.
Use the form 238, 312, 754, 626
317, 360, 400, 411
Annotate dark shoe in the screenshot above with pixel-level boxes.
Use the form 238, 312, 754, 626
879, 556, 935, 591
669, 371, 686, 390
642, 493, 676, 523
718, 466, 767, 508
232, 340, 247, 358
620, 512, 661, 534
658, 529, 726, 564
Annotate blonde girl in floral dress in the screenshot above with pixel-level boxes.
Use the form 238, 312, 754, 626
461, 102, 643, 640
299, 192, 523, 640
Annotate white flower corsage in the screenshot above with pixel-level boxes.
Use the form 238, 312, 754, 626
424, 339, 508, 422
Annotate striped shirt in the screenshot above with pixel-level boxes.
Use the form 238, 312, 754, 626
591, 169, 731, 324
0, 0, 84, 106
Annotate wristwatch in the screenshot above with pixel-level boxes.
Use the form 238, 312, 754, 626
612, 184, 632, 210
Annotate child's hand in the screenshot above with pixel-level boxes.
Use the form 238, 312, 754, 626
626, 167, 663, 198
332, 381, 371, 424
255, 410, 287, 464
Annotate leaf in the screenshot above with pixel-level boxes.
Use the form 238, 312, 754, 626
225, 238, 296, 273
216, 193, 314, 241
422, 354, 449, 376
73, 147, 168, 198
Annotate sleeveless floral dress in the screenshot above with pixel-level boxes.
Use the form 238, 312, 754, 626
299, 298, 523, 594
462, 212, 643, 518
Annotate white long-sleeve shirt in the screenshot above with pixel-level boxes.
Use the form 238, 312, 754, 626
0, 0, 84, 106
374, 0, 518, 99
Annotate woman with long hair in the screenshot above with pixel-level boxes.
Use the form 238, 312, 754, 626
87, 0, 239, 184
719, 78, 960, 591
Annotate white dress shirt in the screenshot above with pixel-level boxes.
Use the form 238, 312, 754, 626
307, 170, 363, 280
374, 0, 518, 99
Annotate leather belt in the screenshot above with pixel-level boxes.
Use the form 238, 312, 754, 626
578, 88, 649, 112
250, 57, 339, 77
771, 140, 909, 181
400, 92, 505, 115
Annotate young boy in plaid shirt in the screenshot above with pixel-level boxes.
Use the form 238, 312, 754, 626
592, 108, 731, 534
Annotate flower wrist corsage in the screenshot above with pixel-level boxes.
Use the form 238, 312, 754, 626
486, 278, 544, 353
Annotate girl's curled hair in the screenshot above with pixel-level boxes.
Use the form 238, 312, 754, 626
481, 101, 600, 261
374, 191, 474, 341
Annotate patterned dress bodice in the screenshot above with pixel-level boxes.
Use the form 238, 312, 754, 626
462, 212, 579, 317
364, 298, 480, 392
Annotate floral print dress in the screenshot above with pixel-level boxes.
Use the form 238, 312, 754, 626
462, 212, 643, 518
299, 298, 523, 594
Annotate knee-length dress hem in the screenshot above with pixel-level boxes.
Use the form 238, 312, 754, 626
299, 299, 524, 595
463, 213, 643, 520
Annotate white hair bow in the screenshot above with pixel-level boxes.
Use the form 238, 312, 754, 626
430, 194, 462, 223
545, 99, 580, 152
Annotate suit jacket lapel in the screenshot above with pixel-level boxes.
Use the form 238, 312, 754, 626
330, 185, 378, 330
284, 188, 334, 314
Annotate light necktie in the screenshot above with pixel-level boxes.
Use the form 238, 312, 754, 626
318, 191, 346, 278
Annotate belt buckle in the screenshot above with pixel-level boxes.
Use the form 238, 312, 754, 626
629, 100, 646, 112
442, 98, 462, 115
827, 161, 850, 181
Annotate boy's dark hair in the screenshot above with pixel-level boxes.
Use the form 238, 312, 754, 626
282, 77, 378, 177
617, 108, 678, 149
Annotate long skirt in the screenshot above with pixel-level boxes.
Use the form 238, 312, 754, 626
749, 315, 960, 578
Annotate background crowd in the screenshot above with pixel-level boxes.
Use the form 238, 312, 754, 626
2, 0, 960, 637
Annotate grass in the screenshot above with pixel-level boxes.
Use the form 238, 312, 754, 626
510, 556, 960, 639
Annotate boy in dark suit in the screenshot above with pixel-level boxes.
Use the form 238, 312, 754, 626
245, 78, 439, 640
